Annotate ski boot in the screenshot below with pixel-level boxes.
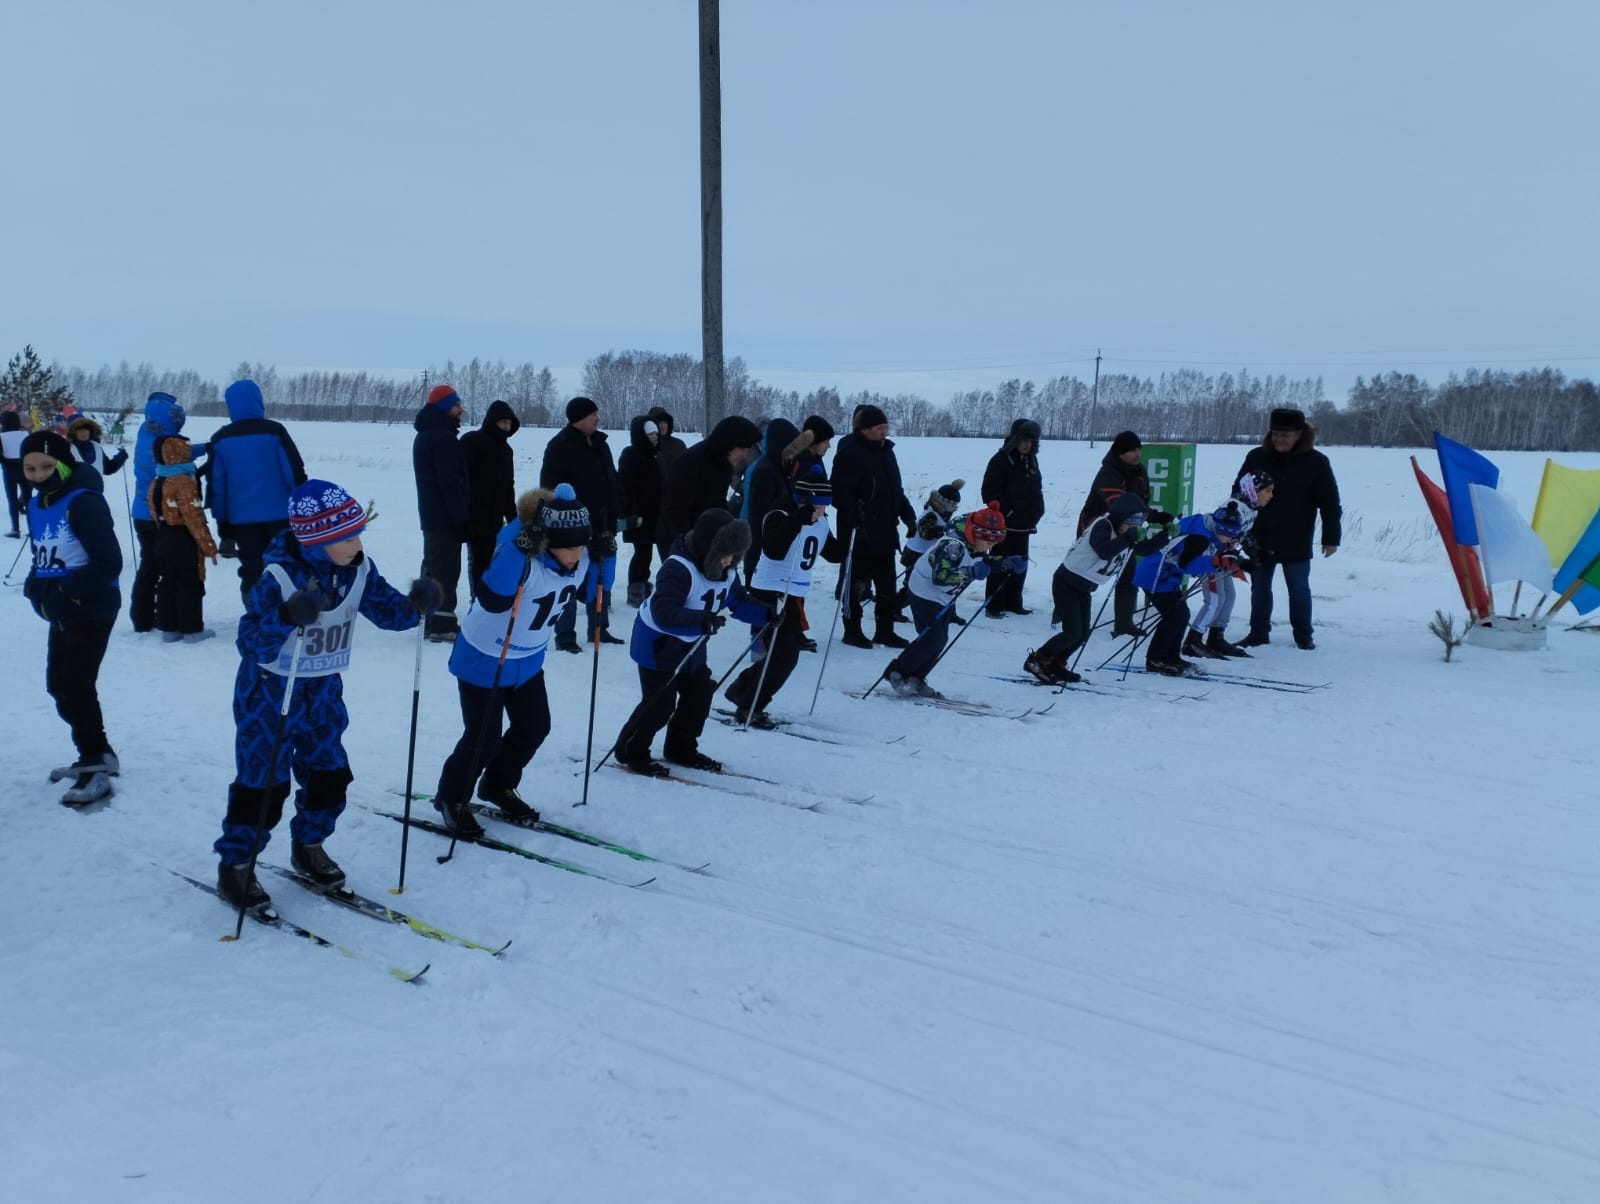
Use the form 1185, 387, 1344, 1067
291, 842, 347, 893
617, 754, 670, 778
477, 782, 539, 824
1206, 629, 1250, 658
664, 747, 722, 773
1181, 630, 1218, 660
218, 862, 272, 913
873, 624, 910, 649
60, 771, 114, 807
433, 795, 485, 839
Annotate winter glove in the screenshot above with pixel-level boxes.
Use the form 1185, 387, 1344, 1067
280, 584, 325, 628
1179, 534, 1212, 564
1145, 509, 1176, 526
591, 532, 618, 558
1002, 555, 1028, 575
112, 448, 129, 466
217, 536, 239, 559
903, 519, 917, 540
408, 577, 444, 615
968, 559, 992, 581
900, 548, 918, 569
700, 611, 726, 636
617, 515, 642, 532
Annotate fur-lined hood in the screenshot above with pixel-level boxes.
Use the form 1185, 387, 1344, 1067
1003, 418, 1041, 453
67, 416, 105, 441
686, 508, 750, 577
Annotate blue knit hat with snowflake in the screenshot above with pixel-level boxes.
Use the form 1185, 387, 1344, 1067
288, 479, 367, 547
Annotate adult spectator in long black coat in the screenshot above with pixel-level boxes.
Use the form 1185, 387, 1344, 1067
656, 415, 762, 560
1236, 408, 1342, 650
831, 404, 916, 649
980, 418, 1045, 617
459, 399, 520, 601
542, 396, 623, 649
413, 384, 470, 641
1077, 431, 1171, 637
617, 414, 666, 606
647, 406, 689, 470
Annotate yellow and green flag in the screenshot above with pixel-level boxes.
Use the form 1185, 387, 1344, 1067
1531, 459, 1600, 568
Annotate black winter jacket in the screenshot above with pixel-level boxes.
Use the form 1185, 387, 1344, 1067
1237, 427, 1342, 564
1077, 449, 1151, 535
981, 419, 1045, 537
412, 404, 469, 534
24, 460, 123, 624
459, 400, 520, 535
657, 416, 762, 557
618, 415, 665, 545
540, 423, 620, 535
831, 432, 916, 557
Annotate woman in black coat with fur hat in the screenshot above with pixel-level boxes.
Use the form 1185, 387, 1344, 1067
980, 418, 1045, 616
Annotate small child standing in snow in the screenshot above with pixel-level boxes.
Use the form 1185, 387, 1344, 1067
885, 499, 1018, 697
147, 434, 219, 643
724, 464, 842, 726
1133, 503, 1247, 676
20, 431, 123, 805
1183, 472, 1273, 660
1024, 493, 1167, 685
212, 479, 439, 913
614, 509, 768, 775
429, 485, 591, 838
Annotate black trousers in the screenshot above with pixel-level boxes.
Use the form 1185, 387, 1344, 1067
129, 519, 159, 631
728, 610, 804, 714
2, 459, 29, 532
1146, 591, 1190, 664
616, 662, 714, 761
420, 529, 463, 634
436, 673, 551, 804
845, 547, 899, 628
152, 525, 206, 635
985, 532, 1030, 611
627, 540, 654, 586
229, 520, 287, 608
47, 616, 116, 760
1038, 572, 1092, 662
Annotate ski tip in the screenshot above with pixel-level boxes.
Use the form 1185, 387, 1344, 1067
492, 940, 514, 958
394, 963, 431, 984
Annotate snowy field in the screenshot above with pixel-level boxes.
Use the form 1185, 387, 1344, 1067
3, 421, 1597, 1204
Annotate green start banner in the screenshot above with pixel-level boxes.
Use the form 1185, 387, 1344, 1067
1142, 443, 1196, 518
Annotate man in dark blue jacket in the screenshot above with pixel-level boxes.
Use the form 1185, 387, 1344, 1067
206, 378, 307, 605
413, 384, 470, 641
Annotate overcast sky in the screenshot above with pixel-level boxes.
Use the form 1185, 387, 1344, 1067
6, 0, 1598, 404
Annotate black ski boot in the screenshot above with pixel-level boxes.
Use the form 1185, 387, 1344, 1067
1181, 630, 1218, 660
873, 624, 910, 649
841, 620, 873, 649
433, 795, 486, 839
1206, 629, 1251, 658
290, 842, 347, 893
478, 782, 539, 824
665, 747, 723, 773
617, 754, 670, 777
218, 862, 272, 912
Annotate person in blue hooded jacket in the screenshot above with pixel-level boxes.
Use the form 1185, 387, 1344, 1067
207, 378, 308, 605
428, 485, 592, 838
129, 392, 206, 631
1132, 503, 1247, 676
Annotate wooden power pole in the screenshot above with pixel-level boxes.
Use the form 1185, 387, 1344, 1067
698, 0, 725, 432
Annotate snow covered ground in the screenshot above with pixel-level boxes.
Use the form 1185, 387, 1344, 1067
3, 423, 1596, 1203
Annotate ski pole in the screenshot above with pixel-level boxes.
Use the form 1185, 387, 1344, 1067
1066, 586, 1117, 677
738, 552, 800, 730
4, 533, 30, 585
807, 526, 857, 715
120, 465, 138, 572
224, 626, 306, 941
584, 629, 713, 786
438, 562, 532, 865
577, 578, 607, 809
391, 621, 429, 895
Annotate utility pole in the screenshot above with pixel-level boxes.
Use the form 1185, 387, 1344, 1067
698, 0, 725, 433
1088, 349, 1101, 448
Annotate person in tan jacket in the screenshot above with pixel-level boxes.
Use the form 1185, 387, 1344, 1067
146, 435, 218, 643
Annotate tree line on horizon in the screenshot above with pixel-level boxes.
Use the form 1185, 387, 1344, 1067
9, 346, 1599, 452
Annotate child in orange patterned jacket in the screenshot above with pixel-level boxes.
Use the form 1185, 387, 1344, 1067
146, 434, 219, 643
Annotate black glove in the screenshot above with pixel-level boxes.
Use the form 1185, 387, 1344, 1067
280, 584, 324, 627
112, 448, 129, 465
700, 611, 726, 636
408, 577, 443, 615
1145, 509, 1176, 526
591, 533, 618, 558
900, 548, 918, 569
1179, 534, 1212, 563
217, 536, 239, 560
903, 519, 916, 540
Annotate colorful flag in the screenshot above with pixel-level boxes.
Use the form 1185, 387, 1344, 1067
1551, 509, 1600, 615
1531, 459, 1600, 568
1433, 432, 1500, 545
1411, 457, 1492, 618
1468, 483, 1552, 590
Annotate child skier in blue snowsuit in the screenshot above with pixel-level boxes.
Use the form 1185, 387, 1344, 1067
429, 484, 593, 838
213, 479, 439, 912
1133, 501, 1247, 675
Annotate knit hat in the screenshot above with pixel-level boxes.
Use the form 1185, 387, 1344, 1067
802, 415, 835, 444
1108, 493, 1146, 527
1110, 431, 1142, 457
688, 508, 751, 575
965, 500, 1006, 543
853, 404, 888, 431
1209, 501, 1246, 539
1269, 408, 1306, 432
427, 384, 461, 413
20, 430, 73, 463
566, 396, 599, 424
792, 463, 832, 507
927, 478, 965, 518
539, 483, 593, 549
1234, 469, 1273, 508
288, 480, 367, 547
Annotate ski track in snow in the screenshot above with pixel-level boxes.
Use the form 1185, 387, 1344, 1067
3, 428, 1598, 1202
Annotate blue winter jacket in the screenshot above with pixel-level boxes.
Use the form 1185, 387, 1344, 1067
207, 380, 307, 527
131, 393, 187, 521
629, 535, 766, 672
1132, 514, 1221, 594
